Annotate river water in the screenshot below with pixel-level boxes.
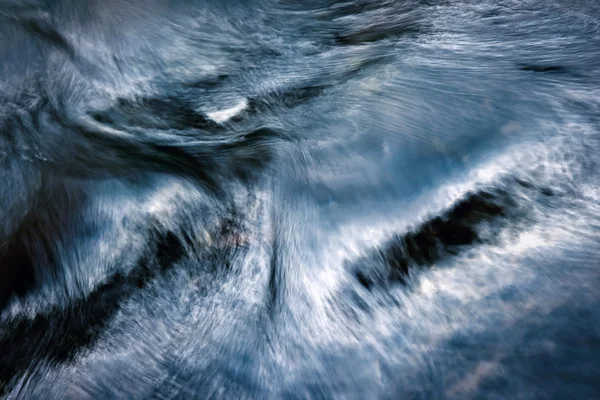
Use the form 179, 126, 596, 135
1, 0, 600, 398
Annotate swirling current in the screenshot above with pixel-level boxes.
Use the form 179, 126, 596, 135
1, 0, 600, 398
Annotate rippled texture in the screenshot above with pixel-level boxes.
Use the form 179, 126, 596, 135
1, 0, 600, 398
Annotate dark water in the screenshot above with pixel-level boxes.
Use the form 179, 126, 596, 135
1, 0, 600, 398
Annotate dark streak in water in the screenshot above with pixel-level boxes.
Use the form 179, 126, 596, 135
22, 16, 75, 59
350, 181, 555, 290
334, 22, 420, 45
0, 213, 249, 393
519, 65, 567, 73
91, 97, 218, 131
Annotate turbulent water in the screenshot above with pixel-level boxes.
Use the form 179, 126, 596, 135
1, 0, 600, 398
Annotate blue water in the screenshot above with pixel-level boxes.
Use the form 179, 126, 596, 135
1, 0, 600, 398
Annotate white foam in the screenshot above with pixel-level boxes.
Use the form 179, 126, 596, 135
206, 98, 248, 124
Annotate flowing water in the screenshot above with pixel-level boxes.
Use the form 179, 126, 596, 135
1, 0, 600, 398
